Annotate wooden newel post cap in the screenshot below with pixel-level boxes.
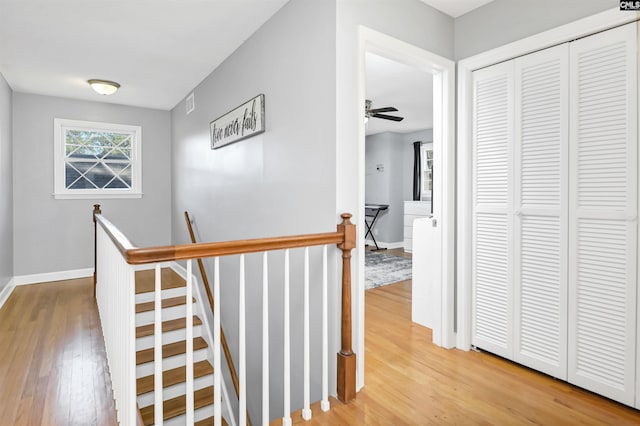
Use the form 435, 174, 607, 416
338, 212, 356, 251
93, 204, 101, 222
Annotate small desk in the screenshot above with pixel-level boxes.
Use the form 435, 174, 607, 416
364, 204, 389, 251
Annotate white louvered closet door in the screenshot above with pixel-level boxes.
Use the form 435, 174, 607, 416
513, 44, 569, 380
568, 22, 638, 406
471, 62, 514, 359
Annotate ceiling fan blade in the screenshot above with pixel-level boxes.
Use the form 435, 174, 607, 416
369, 106, 398, 113
373, 113, 404, 122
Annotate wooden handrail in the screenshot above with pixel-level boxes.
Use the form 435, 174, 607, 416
93, 205, 357, 408
96, 213, 344, 265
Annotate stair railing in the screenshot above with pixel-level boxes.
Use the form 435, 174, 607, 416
184, 211, 244, 422
93, 205, 356, 426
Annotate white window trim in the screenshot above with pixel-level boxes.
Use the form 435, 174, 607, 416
54, 118, 142, 199
420, 143, 433, 200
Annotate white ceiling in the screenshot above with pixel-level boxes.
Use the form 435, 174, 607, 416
365, 52, 433, 136
0, 0, 290, 110
0, 0, 494, 114
419, 0, 495, 18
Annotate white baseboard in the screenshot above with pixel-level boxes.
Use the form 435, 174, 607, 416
0, 278, 16, 311
14, 268, 94, 286
364, 239, 404, 250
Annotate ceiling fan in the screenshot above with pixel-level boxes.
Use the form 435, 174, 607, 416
365, 99, 404, 122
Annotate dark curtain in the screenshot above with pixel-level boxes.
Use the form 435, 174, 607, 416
413, 141, 421, 201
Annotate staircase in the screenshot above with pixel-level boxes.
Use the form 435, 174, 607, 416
134, 268, 226, 426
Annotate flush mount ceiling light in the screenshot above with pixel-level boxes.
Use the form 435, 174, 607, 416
88, 79, 120, 95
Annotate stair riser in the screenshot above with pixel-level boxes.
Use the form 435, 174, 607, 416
136, 303, 196, 325
136, 286, 186, 304
136, 325, 203, 351
137, 374, 214, 408
164, 403, 215, 426
136, 349, 209, 378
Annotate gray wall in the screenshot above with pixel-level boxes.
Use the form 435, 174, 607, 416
365, 129, 433, 245
454, 0, 619, 59
365, 132, 403, 245
170, 0, 336, 421
0, 73, 12, 292
12, 93, 172, 276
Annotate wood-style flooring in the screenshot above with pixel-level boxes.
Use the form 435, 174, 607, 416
3, 267, 640, 425
0, 278, 117, 425
290, 275, 640, 424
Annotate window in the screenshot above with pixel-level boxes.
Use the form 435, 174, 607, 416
421, 144, 433, 200
54, 119, 142, 199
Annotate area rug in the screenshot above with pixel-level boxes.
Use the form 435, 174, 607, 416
365, 251, 412, 289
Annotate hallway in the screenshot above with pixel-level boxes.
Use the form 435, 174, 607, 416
0, 278, 117, 425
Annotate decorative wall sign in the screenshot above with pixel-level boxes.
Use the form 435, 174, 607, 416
210, 94, 265, 149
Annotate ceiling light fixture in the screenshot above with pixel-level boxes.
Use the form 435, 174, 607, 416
88, 79, 120, 95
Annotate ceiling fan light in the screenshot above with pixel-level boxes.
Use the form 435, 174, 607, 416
88, 79, 120, 95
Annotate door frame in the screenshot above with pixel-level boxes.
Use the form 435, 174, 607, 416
456, 7, 634, 350
356, 26, 456, 386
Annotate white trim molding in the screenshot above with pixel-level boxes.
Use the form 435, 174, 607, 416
0, 278, 16, 311
456, 7, 637, 351
14, 268, 94, 286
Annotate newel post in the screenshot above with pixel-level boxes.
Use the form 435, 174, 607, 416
93, 204, 102, 298
336, 212, 356, 403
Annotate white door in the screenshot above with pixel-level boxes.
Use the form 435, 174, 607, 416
568, 22, 638, 406
471, 61, 515, 359
513, 44, 569, 380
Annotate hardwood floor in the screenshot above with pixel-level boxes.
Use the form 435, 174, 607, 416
3, 272, 640, 425
0, 278, 117, 425
291, 280, 640, 425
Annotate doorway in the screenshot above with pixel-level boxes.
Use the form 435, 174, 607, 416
363, 51, 433, 303
356, 27, 456, 388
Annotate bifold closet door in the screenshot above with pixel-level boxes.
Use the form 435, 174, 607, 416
513, 44, 569, 380
568, 22, 638, 406
471, 61, 514, 359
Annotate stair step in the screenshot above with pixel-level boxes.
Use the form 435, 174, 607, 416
136, 316, 203, 338
196, 416, 228, 426
136, 268, 185, 294
137, 360, 214, 395
136, 296, 195, 314
137, 337, 208, 365
140, 386, 214, 425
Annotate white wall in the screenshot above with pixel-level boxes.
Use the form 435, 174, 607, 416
0, 73, 12, 292
170, 0, 337, 420
12, 93, 172, 276
454, 0, 619, 59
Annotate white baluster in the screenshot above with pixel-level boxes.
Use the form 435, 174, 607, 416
154, 264, 164, 426
239, 255, 247, 426
283, 249, 292, 426
303, 247, 311, 420
321, 245, 330, 411
214, 257, 222, 426
186, 260, 194, 424
262, 252, 270, 426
